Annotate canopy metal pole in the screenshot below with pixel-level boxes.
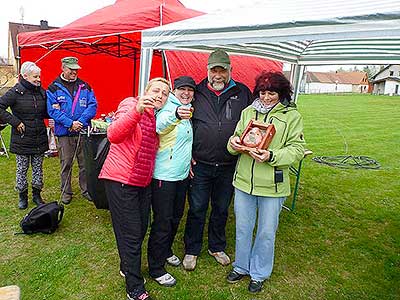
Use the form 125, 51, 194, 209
289, 64, 305, 103
33, 41, 65, 64
138, 47, 153, 96
162, 50, 172, 84
133, 49, 137, 96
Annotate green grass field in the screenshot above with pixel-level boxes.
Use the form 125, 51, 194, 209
0, 93, 399, 300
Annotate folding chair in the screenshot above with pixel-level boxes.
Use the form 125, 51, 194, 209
285, 149, 313, 211
0, 124, 9, 159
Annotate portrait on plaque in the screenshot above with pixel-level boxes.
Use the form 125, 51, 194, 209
239, 119, 275, 152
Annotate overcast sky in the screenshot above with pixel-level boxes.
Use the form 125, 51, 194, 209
0, 0, 363, 72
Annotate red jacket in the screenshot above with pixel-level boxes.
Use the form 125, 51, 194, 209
99, 97, 158, 187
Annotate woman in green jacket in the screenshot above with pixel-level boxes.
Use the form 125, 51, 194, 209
226, 71, 305, 293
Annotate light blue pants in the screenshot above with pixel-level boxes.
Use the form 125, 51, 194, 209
233, 188, 285, 281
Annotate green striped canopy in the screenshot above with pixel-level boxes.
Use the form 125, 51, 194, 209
139, 0, 400, 95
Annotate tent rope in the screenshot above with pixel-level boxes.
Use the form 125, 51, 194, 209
312, 155, 381, 169
311, 119, 380, 170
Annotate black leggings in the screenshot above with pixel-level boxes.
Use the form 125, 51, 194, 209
147, 178, 189, 278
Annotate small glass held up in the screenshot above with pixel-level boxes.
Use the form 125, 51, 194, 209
177, 106, 194, 119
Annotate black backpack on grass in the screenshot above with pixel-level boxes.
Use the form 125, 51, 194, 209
20, 201, 64, 234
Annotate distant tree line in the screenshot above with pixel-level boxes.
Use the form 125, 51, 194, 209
335, 65, 383, 79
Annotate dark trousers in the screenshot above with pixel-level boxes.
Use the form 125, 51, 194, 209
57, 136, 87, 196
104, 179, 151, 294
148, 178, 189, 278
184, 162, 235, 255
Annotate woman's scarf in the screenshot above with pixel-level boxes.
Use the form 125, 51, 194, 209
251, 98, 278, 114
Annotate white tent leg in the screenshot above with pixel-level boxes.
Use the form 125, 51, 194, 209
0, 128, 9, 159
289, 64, 305, 103
139, 47, 154, 96
162, 50, 172, 84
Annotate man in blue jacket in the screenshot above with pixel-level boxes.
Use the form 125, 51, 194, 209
47, 57, 97, 204
182, 49, 253, 271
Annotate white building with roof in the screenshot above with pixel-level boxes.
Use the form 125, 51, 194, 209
371, 65, 400, 96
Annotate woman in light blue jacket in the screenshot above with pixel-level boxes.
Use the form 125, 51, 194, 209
147, 76, 195, 287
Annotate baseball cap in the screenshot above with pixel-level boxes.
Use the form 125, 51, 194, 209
207, 49, 231, 70
61, 57, 81, 69
174, 76, 196, 90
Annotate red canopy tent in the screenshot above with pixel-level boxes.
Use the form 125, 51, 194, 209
18, 0, 281, 115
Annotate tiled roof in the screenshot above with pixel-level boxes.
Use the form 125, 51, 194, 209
306, 71, 368, 84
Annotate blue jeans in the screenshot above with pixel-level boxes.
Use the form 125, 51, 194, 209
184, 162, 235, 255
233, 188, 285, 281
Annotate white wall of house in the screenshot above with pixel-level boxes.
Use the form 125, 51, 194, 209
304, 82, 352, 94
373, 80, 400, 95
374, 65, 400, 81
384, 80, 400, 95
373, 82, 385, 95
352, 84, 368, 93
7, 32, 17, 72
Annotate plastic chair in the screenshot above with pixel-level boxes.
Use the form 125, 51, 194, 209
285, 149, 313, 211
0, 124, 9, 159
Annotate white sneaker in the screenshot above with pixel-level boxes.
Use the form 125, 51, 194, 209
166, 254, 181, 267
208, 250, 231, 266
182, 254, 197, 271
154, 273, 176, 287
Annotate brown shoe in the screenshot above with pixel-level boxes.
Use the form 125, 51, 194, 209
61, 194, 72, 205
208, 250, 231, 266
182, 254, 197, 271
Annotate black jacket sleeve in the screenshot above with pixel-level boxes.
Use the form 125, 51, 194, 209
0, 88, 21, 127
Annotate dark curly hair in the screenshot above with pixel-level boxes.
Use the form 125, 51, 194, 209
252, 71, 293, 102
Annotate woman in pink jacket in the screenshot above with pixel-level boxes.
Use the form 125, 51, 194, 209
99, 77, 170, 300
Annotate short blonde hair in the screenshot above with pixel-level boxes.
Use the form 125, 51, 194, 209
20, 61, 41, 76
145, 77, 171, 93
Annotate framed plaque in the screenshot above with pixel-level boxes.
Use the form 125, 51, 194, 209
239, 119, 275, 152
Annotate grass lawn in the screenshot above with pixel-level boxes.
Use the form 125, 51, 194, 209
0, 93, 399, 300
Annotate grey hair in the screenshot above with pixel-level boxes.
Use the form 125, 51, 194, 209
20, 61, 41, 76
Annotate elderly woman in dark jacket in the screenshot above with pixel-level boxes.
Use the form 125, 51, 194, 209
0, 61, 48, 209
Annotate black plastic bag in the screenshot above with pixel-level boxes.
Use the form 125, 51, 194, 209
82, 133, 110, 209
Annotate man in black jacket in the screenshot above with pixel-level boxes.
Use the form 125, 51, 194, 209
182, 49, 253, 271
